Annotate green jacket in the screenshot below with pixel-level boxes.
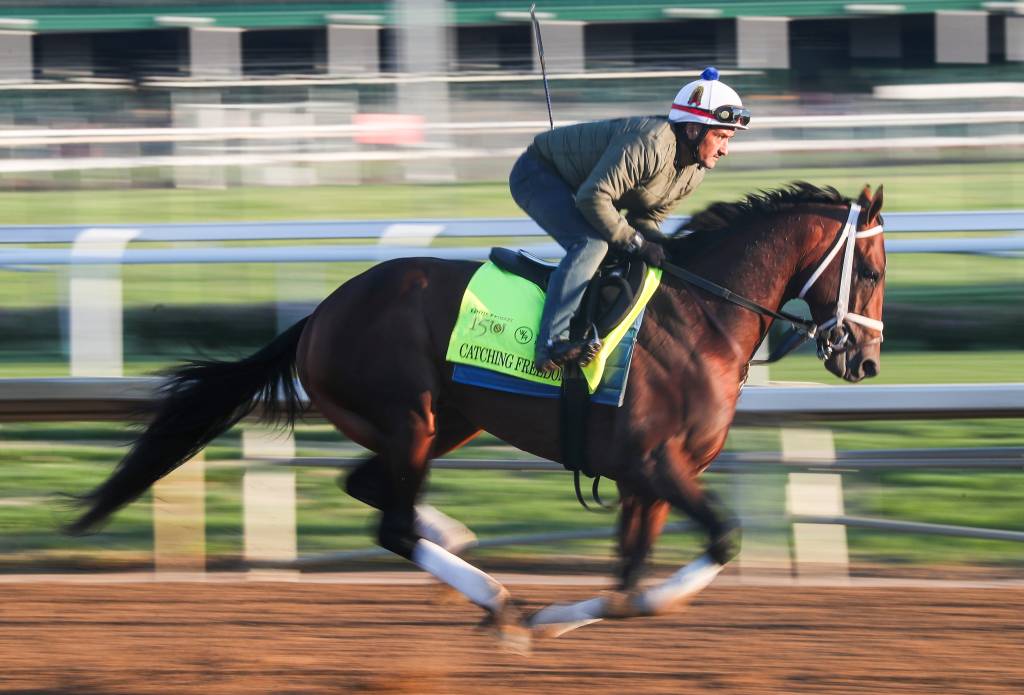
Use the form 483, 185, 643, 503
531, 116, 705, 245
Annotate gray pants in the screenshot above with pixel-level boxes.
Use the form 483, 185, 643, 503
509, 149, 609, 353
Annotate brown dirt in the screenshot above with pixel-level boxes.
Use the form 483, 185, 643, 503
1, 577, 1022, 694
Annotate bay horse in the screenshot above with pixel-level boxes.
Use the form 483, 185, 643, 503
68, 182, 886, 651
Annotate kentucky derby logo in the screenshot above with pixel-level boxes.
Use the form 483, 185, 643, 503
688, 85, 704, 106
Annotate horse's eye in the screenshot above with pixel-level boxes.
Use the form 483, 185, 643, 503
860, 268, 880, 282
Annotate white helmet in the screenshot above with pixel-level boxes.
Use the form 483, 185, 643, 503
668, 67, 750, 130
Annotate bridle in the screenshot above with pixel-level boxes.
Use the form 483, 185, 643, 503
660, 201, 884, 365
797, 203, 885, 360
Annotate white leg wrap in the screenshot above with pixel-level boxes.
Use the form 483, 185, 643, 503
411, 539, 507, 613
414, 504, 478, 555
528, 597, 605, 638
529, 554, 722, 637
636, 553, 722, 615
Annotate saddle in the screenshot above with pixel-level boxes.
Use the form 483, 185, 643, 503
488, 247, 648, 339
490, 247, 650, 495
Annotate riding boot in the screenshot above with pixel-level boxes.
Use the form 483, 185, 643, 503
535, 336, 603, 374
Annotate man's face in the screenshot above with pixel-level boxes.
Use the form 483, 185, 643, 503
687, 125, 736, 169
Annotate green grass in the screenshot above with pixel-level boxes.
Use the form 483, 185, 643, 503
0, 161, 1021, 225
767, 349, 1023, 385
3, 446, 1021, 571
0, 238, 1018, 312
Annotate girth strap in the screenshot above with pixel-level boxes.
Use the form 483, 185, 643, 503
559, 361, 591, 477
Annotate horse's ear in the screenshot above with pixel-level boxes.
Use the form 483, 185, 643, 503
867, 185, 884, 224
857, 184, 872, 207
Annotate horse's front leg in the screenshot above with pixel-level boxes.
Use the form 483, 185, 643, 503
529, 446, 741, 636
615, 493, 669, 591
621, 443, 741, 616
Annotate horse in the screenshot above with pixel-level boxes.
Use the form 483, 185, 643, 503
67, 182, 886, 651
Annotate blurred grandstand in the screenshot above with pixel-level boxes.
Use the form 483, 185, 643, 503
0, 0, 1020, 188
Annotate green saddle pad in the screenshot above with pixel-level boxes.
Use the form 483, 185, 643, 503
445, 261, 662, 393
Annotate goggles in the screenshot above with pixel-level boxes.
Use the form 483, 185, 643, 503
671, 103, 751, 127
712, 104, 751, 127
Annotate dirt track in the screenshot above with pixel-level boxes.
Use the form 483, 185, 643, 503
1, 576, 1022, 694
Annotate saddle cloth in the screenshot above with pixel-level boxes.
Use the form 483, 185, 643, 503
446, 252, 661, 406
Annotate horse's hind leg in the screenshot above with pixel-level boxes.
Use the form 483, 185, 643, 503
346, 389, 528, 651
342, 405, 480, 554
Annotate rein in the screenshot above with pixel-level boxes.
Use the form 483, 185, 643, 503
661, 202, 884, 364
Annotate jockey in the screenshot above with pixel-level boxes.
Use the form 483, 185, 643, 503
509, 67, 750, 374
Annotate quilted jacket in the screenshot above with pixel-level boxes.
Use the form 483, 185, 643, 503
531, 116, 704, 245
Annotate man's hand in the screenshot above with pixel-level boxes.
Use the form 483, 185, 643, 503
637, 242, 666, 267
629, 233, 666, 267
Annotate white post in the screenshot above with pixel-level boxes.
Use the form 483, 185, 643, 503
69, 228, 139, 377
533, 21, 586, 73
327, 24, 381, 76
309, 91, 360, 186
1005, 16, 1024, 62
935, 11, 989, 64
259, 108, 316, 187
242, 427, 299, 579
153, 452, 206, 574
171, 90, 226, 189
395, 0, 454, 182
0, 29, 33, 83
736, 341, 793, 578
737, 17, 790, 69
189, 26, 244, 79
784, 428, 849, 582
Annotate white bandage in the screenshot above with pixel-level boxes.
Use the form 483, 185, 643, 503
411, 539, 507, 612
637, 553, 722, 615
414, 504, 478, 555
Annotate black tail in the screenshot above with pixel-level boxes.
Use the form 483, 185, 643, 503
66, 318, 309, 535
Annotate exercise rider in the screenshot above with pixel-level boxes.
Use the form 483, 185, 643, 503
509, 67, 750, 373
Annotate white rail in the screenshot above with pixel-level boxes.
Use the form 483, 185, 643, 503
1, 378, 1020, 571
1, 211, 1022, 262
1, 135, 1021, 174
0, 378, 1020, 423
1, 111, 1021, 146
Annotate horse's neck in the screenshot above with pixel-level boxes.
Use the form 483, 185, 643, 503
668, 216, 813, 363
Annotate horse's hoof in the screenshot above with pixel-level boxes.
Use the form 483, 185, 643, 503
480, 601, 531, 656
530, 617, 602, 640
528, 597, 605, 638
599, 590, 644, 619
496, 621, 532, 656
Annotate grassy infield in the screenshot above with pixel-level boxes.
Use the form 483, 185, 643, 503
0, 161, 1022, 570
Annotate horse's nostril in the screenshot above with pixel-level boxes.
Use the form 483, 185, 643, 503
862, 359, 879, 378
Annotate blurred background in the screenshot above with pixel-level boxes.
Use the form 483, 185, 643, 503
0, 0, 1021, 577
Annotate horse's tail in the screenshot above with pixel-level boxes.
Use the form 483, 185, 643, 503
65, 317, 309, 535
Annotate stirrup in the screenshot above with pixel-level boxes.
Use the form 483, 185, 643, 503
544, 334, 602, 368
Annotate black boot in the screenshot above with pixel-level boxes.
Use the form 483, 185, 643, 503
535, 336, 602, 373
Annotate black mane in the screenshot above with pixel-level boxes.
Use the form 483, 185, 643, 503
664, 182, 850, 256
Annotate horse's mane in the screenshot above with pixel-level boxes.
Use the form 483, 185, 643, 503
664, 181, 850, 256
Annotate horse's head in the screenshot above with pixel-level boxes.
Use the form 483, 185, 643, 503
798, 185, 886, 383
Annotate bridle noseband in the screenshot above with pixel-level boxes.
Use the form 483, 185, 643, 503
797, 203, 885, 360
